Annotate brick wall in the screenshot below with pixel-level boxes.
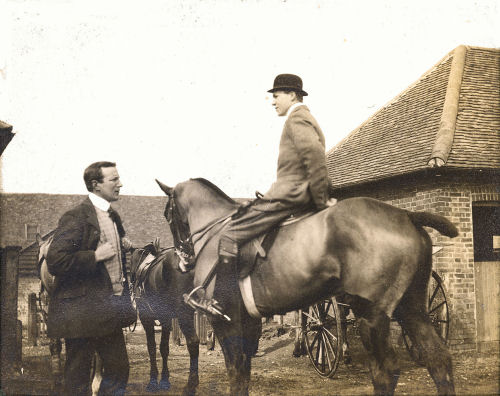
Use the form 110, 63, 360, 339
333, 171, 499, 351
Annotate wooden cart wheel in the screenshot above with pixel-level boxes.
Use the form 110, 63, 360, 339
303, 296, 343, 378
403, 270, 450, 364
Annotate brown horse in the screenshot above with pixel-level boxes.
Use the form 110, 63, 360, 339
156, 178, 458, 396
129, 243, 200, 395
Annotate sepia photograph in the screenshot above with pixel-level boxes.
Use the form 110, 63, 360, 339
1, 0, 498, 395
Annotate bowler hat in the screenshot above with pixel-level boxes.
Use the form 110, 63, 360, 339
267, 74, 308, 96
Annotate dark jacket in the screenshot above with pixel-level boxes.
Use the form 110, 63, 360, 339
262, 105, 329, 211
46, 198, 128, 339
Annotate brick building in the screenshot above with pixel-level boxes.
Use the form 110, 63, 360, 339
0, 193, 173, 328
326, 46, 500, 352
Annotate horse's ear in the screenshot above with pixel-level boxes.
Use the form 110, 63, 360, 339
155, 179, 173, 196
35, 233, 43, 246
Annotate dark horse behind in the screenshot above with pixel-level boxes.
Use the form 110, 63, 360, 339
130, 242, 200, 395
156, 178, 458, 396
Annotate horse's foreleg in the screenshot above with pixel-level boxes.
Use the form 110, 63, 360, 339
90, 353, 103, 396
158, 323, 172, 391
213, 319, 250, 396
142, 317, 159, 392
178, 313, 200, 396
351, 298, 399, 395
395, 307, 455, 395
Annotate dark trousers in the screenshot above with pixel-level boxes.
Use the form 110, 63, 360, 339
64, 328, 129, 396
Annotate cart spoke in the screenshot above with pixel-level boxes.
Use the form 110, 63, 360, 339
428, 300, 446, 314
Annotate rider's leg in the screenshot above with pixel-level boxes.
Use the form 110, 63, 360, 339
183, 235, 238, 321
184, 204, 298, 320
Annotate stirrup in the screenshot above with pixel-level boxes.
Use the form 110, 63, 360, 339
183, 286, 231, 322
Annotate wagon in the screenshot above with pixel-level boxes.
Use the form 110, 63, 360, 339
299, 247, 450, 378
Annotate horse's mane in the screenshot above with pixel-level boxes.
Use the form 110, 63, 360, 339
190, 178, 238, 206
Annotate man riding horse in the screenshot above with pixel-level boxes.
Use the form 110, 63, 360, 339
186, 74, 335, 319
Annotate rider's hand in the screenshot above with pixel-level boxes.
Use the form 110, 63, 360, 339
326, 198, 337, 207
95, 242, 115, 262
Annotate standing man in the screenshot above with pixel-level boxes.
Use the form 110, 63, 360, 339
186, 74, 334, 318
47, 161, 134, 396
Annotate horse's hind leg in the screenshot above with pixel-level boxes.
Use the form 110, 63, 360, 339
350, 296, 400, 395
394, 300, 455, 395
178, 312, 200, 396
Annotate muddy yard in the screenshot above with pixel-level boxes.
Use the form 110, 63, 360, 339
3, 322, 499, 396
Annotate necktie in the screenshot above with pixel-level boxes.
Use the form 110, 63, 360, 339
108, 207, 125, 236
108, 207, 118, 223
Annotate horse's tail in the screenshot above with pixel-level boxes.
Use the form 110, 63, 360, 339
407, 211, 458, 237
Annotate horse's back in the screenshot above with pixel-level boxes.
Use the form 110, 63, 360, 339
246, 197, 431, 318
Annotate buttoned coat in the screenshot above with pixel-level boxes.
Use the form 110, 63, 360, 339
46, 198, 129, 339
262, 105, 329, 211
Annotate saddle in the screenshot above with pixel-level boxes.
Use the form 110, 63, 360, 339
132, 240, 169, 298
238, 210, 315, 279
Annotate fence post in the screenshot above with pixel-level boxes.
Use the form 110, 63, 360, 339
27, 292, 39, 346
172, 318, 181, 345
1, 246, 22, 377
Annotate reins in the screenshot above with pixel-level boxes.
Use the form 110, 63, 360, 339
166, 189, 239, 266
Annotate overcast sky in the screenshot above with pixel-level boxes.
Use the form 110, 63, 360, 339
0, 0, 498, 197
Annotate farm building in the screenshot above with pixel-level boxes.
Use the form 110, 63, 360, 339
0, 193, 173, 328
326, 45, 500, 352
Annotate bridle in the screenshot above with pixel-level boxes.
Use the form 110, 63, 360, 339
164, 190, 195, 266
164, 189, 237, 266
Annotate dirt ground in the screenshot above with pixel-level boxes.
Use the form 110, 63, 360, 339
2, 322, 499, 396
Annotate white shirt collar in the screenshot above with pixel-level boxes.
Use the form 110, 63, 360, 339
89, 192, 111, 212
286, 102, 306, 117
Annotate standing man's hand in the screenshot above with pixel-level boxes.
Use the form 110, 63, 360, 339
95, 242, 115, 262
121, 237, 133, 252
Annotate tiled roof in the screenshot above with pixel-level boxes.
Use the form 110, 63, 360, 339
327, 46, 500, 190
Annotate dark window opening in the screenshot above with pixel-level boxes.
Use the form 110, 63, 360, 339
472, 202, 500, 262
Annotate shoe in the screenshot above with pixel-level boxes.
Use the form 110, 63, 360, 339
183, 292, 231, 322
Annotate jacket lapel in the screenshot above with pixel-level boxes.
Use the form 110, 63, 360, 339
82, 197, 100, 231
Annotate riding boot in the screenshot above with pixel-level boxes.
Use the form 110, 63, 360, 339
183, 237, 238, 322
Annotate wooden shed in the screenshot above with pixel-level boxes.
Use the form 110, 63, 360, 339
326, 45, 500, 352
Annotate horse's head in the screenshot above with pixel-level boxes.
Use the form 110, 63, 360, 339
156, 178, 239, 257
156, 179, 194, 259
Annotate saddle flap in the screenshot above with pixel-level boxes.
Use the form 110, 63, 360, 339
133, 252, 158, 297
239, 228, 280, 279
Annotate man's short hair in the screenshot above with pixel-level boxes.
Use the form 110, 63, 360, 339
283, 89, 303, 103
84, 161, 116, 192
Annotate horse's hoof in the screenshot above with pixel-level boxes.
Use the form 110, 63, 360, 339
159, 378, 171, 390
343, 354, 353, 365
182, 388, 196, 396
146, 380, 159, 392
